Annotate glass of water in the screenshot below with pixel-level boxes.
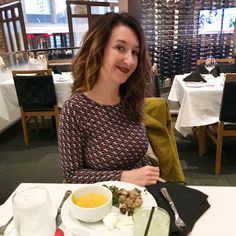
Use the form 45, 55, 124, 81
12, 186, 55, 236
133, 207, 170, 236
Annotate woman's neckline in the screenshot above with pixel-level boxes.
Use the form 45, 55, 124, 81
80, 93, 121, 107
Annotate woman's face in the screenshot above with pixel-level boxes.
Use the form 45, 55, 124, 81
99, 24, 140, 86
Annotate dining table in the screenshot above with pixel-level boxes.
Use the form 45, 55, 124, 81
168, 74, 224, 156
0, 72, 73, 122
0, 183, 235, 236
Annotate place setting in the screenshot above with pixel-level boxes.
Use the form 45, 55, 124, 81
182, 71, 207, 88
59, 181, 209, 236
182, 57, 221, 88
0, 181, 211, 236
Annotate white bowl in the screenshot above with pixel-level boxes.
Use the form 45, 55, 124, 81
69, 185, 112, 222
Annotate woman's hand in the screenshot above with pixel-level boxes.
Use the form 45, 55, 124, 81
120, 165, 162, 187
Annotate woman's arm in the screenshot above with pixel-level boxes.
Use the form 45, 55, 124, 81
120, 165, 161, 186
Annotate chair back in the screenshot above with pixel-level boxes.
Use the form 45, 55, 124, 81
218, 64, 236, 74
12, 69, 52, 76
197, 58, 235, 65
219, 73, 236, 122
12, 70, 57, 111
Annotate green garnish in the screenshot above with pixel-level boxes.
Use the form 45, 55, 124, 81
103, 185, 122, 207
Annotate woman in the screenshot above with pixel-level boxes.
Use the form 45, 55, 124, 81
58, 12, 161, 186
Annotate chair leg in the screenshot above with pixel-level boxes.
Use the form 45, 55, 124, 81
20, 109, 29, 146
198, 126, 207, 156
215, 122, 224, 175
54, 106, 60, 130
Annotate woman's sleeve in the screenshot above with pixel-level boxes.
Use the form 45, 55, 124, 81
58, 101, 122, 183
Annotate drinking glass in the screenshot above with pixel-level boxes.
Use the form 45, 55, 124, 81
133, 207, 170, 236
205, 57, 216, 74
12, 186, 55, 236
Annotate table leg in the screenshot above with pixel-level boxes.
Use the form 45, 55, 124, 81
198, 126, 207, 156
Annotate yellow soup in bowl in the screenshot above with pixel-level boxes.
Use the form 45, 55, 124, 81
73, 193, 108, 208
69, 185, 112, 222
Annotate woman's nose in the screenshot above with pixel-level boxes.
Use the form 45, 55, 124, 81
124, 51, 135, 65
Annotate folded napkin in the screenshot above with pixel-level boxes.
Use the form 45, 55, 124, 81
146, 182, 210, 236
183, 71, 207, 83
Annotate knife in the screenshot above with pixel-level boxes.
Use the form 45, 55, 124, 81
55, 190, 72, 236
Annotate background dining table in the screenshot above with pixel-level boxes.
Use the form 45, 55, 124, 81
168, 74, 224, 155
0, 183, 235, 236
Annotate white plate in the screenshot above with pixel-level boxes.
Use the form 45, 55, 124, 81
61, 181, 157, 236
53, 74, 71, 82
54, 77, 71, 82
185, 83, 206, 88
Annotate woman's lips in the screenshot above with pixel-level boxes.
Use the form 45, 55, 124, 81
117, 65, 129, 74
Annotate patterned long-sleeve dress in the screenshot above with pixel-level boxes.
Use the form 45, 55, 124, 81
58, 92, 151, 183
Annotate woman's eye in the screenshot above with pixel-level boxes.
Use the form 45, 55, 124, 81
117, 45, 124, 51
132, 50, 139, 56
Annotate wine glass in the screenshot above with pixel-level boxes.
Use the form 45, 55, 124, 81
205, 57, 216, 74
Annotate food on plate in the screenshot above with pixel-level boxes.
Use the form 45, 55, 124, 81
72, 193, 108, 208
104, 185, 143, 215
103, 211, 134, 230
103, 212, 120, 230
116, 215, 133, 230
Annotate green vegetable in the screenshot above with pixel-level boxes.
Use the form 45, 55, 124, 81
103, 185, 122, 207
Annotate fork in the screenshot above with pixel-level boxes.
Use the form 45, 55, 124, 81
0, 216, 13, 235
160, 188, 187, 232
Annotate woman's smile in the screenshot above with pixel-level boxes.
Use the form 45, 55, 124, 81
116, 65, 130, 74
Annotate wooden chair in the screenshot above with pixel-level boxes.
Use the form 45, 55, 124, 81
12, 69, 59, 145
197, 58, 235, 65
206, 73, 236, 175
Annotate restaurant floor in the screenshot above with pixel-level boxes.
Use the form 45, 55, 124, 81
1, 121, 236, 205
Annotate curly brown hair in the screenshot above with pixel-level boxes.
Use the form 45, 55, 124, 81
71, 12, 151, 122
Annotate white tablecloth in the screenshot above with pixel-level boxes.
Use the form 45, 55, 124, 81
1, 183, 236, 236
0, 73, 73, 121
168, 74, 224, 136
